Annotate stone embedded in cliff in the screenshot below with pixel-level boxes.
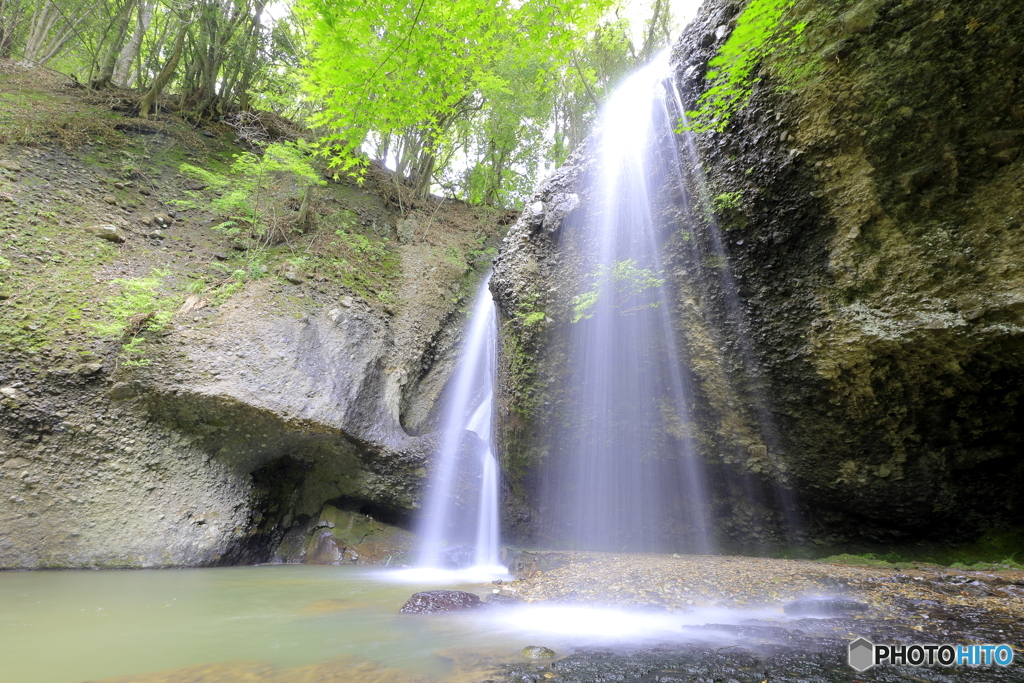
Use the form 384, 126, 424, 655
76, 362, 103, 376
399, 590, 483, 614
898, 167, 935, 194
108, 382, 140, 400
85, 224, 126, 243
841, 1, 879, 35
541, 192, 580, 234
396, 216, 418, 243
991, 147, 1020, 165
306, 529, 345, 565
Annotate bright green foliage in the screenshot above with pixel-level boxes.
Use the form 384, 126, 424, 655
334, 230, 389, 262
572, 258, 666, 322
523, 311, 547, 326
713, 191, 743, 212
118, 336, 154, 368
298, 0, 613, 199
572, 289, 601, 323
90, 269, 174, 367
684, 0, 805, 133
177, 141, 325, 234
90, 269, 173, 338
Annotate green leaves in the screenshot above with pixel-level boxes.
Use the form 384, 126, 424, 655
298, 0, 612, 203
683, 0, 801, 134
177, 141, 325, 234
572, 258, 666, 323
90, 268, 173, 339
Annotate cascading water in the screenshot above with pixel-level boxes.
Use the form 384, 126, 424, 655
541, 52, 713, 553
415, 274, 503, 571
534, 48, 800, 553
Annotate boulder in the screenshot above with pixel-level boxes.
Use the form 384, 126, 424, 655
399, 590, 483, 614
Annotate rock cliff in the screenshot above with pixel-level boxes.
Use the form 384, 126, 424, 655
492, 0, 1024, 549
0, 74, 503, 567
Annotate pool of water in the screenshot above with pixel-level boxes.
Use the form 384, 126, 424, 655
0, 565, 788, 683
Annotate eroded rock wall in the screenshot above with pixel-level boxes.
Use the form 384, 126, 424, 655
493, 0, 1024, 548
0, 114, 500, 568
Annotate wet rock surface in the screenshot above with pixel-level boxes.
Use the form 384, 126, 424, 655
399, 589, 484, 614
490, 641, 1023, 683
481, 551, 1024, 682
667, 0, 1024, 544
492, 0, 1024, 548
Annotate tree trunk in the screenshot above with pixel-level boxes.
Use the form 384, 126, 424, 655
412, 147, 436, 199
234, 0, 264, 111
112, 0, 152, 86
134, 11, 170, 88
296, 185, 314, 231
0, 0, 26, 58
21, 0, 98, 66
139, 19, 188, 119
91, 0, 137, 89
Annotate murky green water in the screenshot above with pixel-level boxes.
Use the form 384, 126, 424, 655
0, 564, 772, 683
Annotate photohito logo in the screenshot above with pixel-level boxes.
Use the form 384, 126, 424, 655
848, 637, 1015, 672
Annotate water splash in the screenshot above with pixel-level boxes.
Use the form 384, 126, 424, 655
415, 274, 504, 573
542, 52, 712, 553
538, 47, 799, 552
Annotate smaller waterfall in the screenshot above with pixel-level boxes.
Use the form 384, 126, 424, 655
415, 275, 503, 572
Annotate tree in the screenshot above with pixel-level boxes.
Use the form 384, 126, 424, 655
298, 0, 613, 200
138, 12, 187, 118
20, 0, 102, 66
90, 0, 136, 88
111, 0, 153, 86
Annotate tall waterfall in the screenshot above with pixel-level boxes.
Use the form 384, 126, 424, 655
541, 52, 715, 553
416, 275, 502, 570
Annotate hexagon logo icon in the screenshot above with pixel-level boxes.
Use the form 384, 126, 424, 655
849, 637, 875, 671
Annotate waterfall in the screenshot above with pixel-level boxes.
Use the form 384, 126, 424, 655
541, 51, 715, 553
415, 274, 502, 571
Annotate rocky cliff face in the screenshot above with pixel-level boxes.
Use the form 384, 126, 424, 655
0, 77, 502, 568
493, 0, 1024, 549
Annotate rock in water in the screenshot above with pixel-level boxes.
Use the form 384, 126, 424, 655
783, 597, 868, 616
522, 646, 556, 659
399, 590, 483, 614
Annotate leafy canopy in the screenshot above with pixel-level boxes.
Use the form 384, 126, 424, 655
298, 0, 614, 179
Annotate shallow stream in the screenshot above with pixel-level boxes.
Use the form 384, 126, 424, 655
0, 564, 788, 683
